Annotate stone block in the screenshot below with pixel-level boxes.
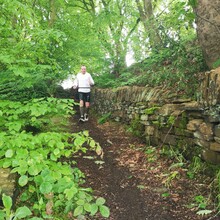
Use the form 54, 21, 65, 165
194, 138, 210, 148
210, 142, 220, 152
148, 115, 159, 120
145, 126, 155, 136
198, 122, 213, 141
187, 111, 204, 119
202, 149, 220, 164
180, 101, 200, 111
208, 115, 220, 123
140, 114, 149, 121
140, 121, 150, 126
160, 134, 177, 145
214, 137, 220, 144
160, 127, 175, 134
158, 104, 182, 116
214, 125, 220, 137
182, 138, 195, 147
187, 119, 203, 131
193, 131, 203, 140
171, 110, 183, 116
146, 135, 159, 145
174, 128, 193, 137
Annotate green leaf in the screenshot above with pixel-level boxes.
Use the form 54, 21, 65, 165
15, 206, 32, 219
53, 148, 60, 155
40, 182, 53, 194
18, 175, 29, 187
96, 197, 106, 206
161, 192, 170, 198
64, 187, 78, 200
2, 194, 12, 210
64, 150, 72, 157
76, 199, 85, 206
2, 160, 11, 168
99, 205, 110, 218
29, 218, 44, 220
73, 206, 83, 216
50, 153, 57, 161
90, 203, 98, 216
90, 140, 96, 148
56, 142, 64, 149
83, 130, 89, 137
196, 210, 212, 215
0, 210, 6, 219
28, 165, 41, 176
84, 203, 91, 212
5, 149, 14, 158
20, 191, 31, 202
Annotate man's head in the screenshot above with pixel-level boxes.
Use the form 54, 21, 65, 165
81, 65, 86, 74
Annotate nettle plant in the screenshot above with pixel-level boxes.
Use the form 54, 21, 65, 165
0, 98, 109, 219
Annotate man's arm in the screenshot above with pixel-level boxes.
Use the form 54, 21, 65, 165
89, 74, 95, 86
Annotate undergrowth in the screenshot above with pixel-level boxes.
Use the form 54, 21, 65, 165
142, 144, 220, 218
0, 98, 110, 219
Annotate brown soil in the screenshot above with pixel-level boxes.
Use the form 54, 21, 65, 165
70, 114, 220, 220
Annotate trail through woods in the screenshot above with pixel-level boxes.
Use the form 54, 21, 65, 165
70, 113, 219, 220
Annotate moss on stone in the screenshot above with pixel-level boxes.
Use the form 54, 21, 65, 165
179, 112, 188, 129
167, 115, 176, 126
128, 115, 145, 138
152, 120, 160, 126
144, 106, 160, 115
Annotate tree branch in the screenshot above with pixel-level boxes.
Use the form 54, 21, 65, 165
125, 18, 141, 43
196, 13, 220, 34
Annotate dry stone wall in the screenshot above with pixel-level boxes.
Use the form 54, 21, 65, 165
92, 67, 220, 164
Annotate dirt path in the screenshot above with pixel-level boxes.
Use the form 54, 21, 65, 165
70, 114, 219, 220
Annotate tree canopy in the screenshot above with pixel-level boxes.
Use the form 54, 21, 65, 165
0, 0, 219, 99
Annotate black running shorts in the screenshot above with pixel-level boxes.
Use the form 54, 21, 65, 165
78, 92, 91, 102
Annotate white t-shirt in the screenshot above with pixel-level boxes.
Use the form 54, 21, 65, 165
73, 72, 94, 93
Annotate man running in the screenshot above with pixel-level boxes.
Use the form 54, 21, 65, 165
73, 65, 94, 122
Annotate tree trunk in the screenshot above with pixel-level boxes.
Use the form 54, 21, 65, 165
49, 0, 56, 28
195, 0, 220, 69
135, 0, 162, 49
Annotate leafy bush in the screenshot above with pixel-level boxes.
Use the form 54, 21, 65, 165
93, 73, 119, 88
96, 34, 206, 99
0, 98, 74, 133
0, 98, 109, 219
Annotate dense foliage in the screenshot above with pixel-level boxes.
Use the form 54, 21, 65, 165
0, 98, 109, 219
0, 0, 209, 101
